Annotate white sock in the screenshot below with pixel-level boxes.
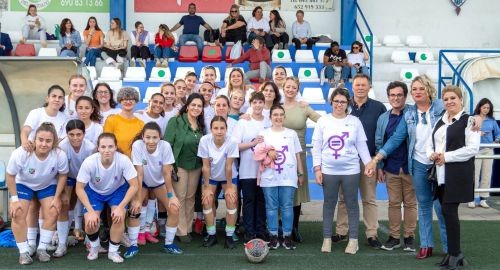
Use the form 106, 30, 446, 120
89, 237, 100, 248
17, 241, 30, 254
128, 226, 140, 246
139, 207, 147, 233
38, 229, 55, 250
68, 210, 75, 230
57, 221, 70, 247
146, 200, 156, 225
27, 227, 39, 247
38, 219, 44, 228
109, 242, 119, 253
165, 226, 177, 245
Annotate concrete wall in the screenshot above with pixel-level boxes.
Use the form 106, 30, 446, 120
357, 0, 499, 48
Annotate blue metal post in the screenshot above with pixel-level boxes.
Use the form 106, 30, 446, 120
341, 0, 357, 46
110, 0, 126, 30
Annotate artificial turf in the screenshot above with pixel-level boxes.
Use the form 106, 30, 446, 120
0, 221, 499, 269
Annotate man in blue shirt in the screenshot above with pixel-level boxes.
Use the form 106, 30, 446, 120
171, 3, 213, 57
375, 81, 417, 252
0, 31, 13, 56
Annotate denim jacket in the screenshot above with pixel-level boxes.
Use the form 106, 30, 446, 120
480, 117, 500, 144
375, 106, 409, 169
377, 99, 444, 175
59, 30, 82, 52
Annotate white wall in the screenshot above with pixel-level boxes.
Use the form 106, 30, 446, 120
125, 1, 341, 41
357, 0, 500, 48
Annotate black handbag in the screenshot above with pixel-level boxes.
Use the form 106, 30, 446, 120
427, 162, 438, 200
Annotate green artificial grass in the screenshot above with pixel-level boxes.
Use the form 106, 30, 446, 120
0, 221, 499, 269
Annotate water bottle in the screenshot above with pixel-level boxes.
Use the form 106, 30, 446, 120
54, 24, 60, 40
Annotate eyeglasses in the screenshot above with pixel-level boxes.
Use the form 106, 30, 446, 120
388, 94, 404, 98
97, 90, 110, 95
332, 100, 348, 105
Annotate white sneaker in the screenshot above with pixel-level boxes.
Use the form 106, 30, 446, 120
479, 200, 490, 208
345, 239, 359, 254
139, 59, 146, 67
130, 58, 136, 67
467, 202, 476, 208
53, 245, 67, 258
321, 238, 332, 253
105, 57, 115, 65
116, 55, 124, 63
108, 252, 124, 263
28, 245, 36, 257
87, 246, 99, 261
46, 243, 57, 251
67, 236, 79, 247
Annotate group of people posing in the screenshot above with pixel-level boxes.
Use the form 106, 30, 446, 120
5, 65, 498, 270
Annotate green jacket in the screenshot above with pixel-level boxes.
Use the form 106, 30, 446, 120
164, 113, 203, 170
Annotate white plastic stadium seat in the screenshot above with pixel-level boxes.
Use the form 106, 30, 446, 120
143, 87, 161, 103
391, 50, 413, 64
302, 87, 325, 104
294, 50, 315, 63
383, 35, 404, 47
174, 67, 196, 80
317, 49, 326, 62
123, 67, 146, 82
200, 67, 221, 82
38, 48, 58, 56
272, 49, 292, 63
98, 66, 122, 80
225, 67, 245, 82
285, 67, 294, 77
149, 67, 171, 82
415, 51, 437, 64
298, 67, 320, 82
364, 35, 381, 46
406, 35, 428, 47
400, 68, 419, 82
86, 66, 97, 80
306, 111, 326, 128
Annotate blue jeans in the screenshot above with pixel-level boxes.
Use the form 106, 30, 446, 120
412, 159, 448, 252
324, 65, 350, 81
84, 48, 102, 66
154, 46, 176, 59
262, 186, 296, 236
60, 48, 78, 57
350, 66, 369, 78
178, 34, 204, 57
240, 178, 267, 237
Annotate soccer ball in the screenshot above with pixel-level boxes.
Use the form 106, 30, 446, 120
244, 238, 269, 263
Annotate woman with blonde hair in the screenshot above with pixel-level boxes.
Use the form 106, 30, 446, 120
219, 4, 247, 45
101, 18, 128, 69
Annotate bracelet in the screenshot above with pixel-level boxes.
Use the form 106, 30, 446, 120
167, 192, 174, 199
10, 195, 19, 202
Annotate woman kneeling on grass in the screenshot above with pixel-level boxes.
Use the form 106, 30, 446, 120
198, 116, 240, 248
125, 122, 183, 258
76, 133, 138, 263
256, 105, 304, 250
7, 122, 69, 265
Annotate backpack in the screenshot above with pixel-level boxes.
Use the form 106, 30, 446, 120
204, 29, 220, 43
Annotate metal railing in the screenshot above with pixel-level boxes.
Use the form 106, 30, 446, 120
438, 49, 500, 114
354, 0, 374, 79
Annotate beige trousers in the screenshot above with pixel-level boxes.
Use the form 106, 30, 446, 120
474, 148, 494, 198
385, 170, 417, 238
173, 167, 201, 236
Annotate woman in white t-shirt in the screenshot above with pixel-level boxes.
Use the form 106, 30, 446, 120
199, 81, 216, 130
134, 93, 168, 136
6, 122, 69, 265
20, 4, 47, 47
312, 88, 373, 254
198, 116, 239, 248
64, 75, 87, 119
173, 79, 188, 109
213, 95, 238, 135
218, 68, 254, 113
21, 85, 68, 152
347, 41, 369, 78
232, 91, 270, 241
75, 96, 103, 145
201, 66, 222, 98
124, 122, 183, 258
75, 133, 138, 263
257, 105, 303, 250
184, 72, 199, 96
161, 83, 179, 123
91, 82, 121, 125
56, 120, 96, 256
228, 89, 245, 120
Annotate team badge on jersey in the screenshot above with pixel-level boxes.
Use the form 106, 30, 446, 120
95, 176, 101, 183
28, 168, 35, 175
142, 159, 148, 165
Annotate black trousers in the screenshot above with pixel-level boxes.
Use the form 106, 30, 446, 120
239, 178, 267, 237
219, 30, 247, 45
271, 33, 289, 46
130, 45, 151, 60
437, 185, 461, 256
101, 47, 127, 61
292, 37, 315, 50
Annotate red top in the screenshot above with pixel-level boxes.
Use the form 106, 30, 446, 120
155, 33, 174, 48
232, 47, 270, 70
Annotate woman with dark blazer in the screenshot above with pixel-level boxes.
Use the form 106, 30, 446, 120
427, 85, 480, 269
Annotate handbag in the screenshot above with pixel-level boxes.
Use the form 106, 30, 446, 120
427, 162, 438, 200
230, 40, 242, 59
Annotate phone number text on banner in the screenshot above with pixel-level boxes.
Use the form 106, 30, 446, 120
10, 0, 110, 12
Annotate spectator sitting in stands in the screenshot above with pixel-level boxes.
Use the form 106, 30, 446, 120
0, 31, 13, 56
59, 18, 82, 58
269, 10, 289, 50
229, 36, 271, 84
130, 21, 151, 67
291, 10, 314, 50
20, 4, 47, 48
154, 24, 177, 68
101, 18, 128, 69
170, 3, 212, 57
219, 4, 247, 46
347, 41, 369, 78
246, 6, 273, 51
83, 16, 104, 66
323, 41, 349, 86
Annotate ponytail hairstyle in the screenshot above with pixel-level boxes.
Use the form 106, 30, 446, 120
131, 121, 162, 148
34, 122, 60, 151
97, 132, 119, 153
43, 84, 66, 112
65, 119, 86, 134
76, 96, 102, 123
210, 115, 227, 129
